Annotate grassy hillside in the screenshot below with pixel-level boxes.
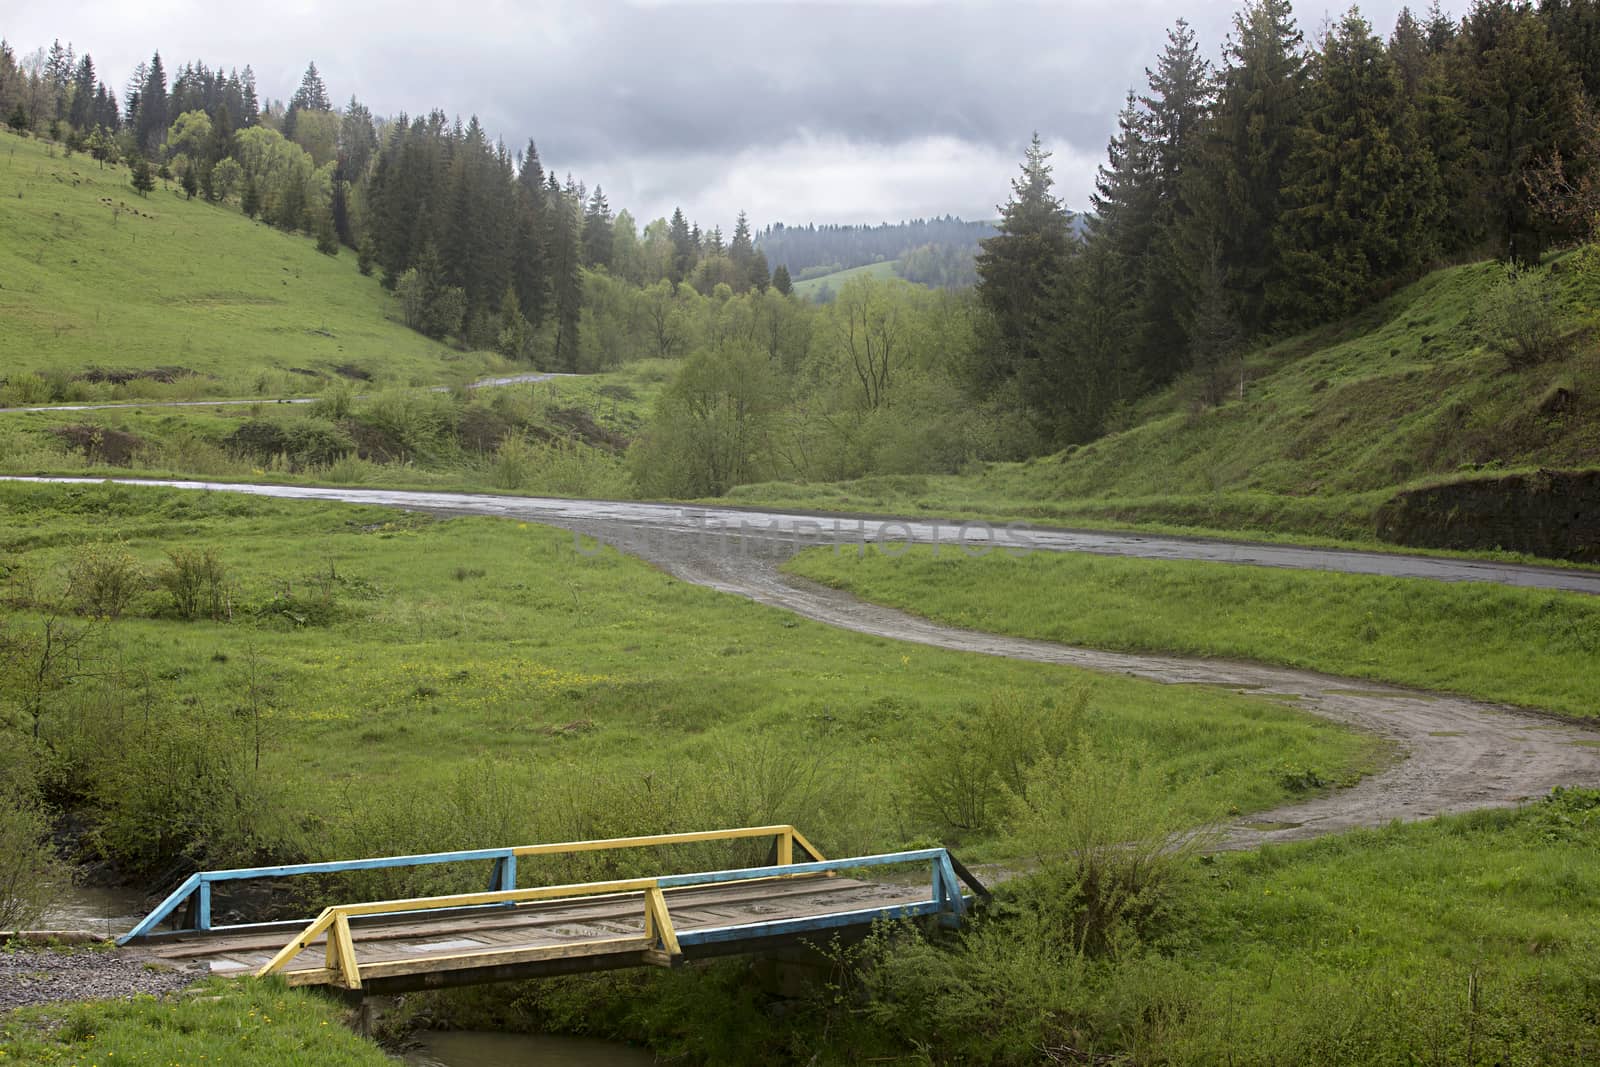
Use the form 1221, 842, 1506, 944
734, 256, 1600, 544
791, 259, 902, 299
0, 131, 507, 400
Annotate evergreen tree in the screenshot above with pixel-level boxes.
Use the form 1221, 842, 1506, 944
1180, 0, 1306, 333
748, 248, 771, 293
290, 62, 331, 112
1088, 92, 1159, 391
1137, 20, 1214, 383
512, 139, 549, 327
1541, 0, 1600, 99
1271, 9, 1444, 324
669, 207, 694, 288
547, 172, 583, 370
135, 52, 169, 157
974, 133, 1076, 391
69, 54, 96, 131
181, 163, 198, 199
772, 263, 794, 295
581, 185, 614, 269
1453, 0, 1585, 260
130, 154, 155, 197
241, 177, 260, 218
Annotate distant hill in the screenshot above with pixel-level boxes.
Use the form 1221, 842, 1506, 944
756, 217, 998, 278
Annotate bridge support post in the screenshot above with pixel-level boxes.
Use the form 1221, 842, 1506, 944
197, 880, 212, 931
487, 855, 517, 896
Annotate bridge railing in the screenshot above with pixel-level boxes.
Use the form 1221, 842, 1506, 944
255, 846, 989, 990
118, 824, 827, 945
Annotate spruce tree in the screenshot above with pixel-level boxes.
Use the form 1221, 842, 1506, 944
1180, 0, 1306, 334
772, 263, 793, 295
1088, 92, 1159, 392
69, 55, 96, 132
1137, 20, 1214, 383
1454, 0, 1586, 260
1271, 9, 1443, 324
974, 133, 1076, 389
291, 62, 331, 112
130, 155, 155, 197
581, 186, 614, 269
547, 172, 583, 370
135, 52, 168, 157
668, 207, 694, 288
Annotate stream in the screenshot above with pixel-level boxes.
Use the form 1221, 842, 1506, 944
402, 1031, 655, 1066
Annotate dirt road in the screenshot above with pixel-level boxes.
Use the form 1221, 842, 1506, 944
7, 477, 1599, 846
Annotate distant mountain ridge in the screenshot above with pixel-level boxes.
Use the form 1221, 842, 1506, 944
755, 217, 999, 278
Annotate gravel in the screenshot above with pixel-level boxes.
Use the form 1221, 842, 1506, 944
0, 945, 206, 1012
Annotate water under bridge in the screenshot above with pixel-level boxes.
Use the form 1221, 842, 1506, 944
117, 826, 989, 993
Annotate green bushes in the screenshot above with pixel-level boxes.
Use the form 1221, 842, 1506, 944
0, 751, 63, 932
492, 435, 633, 497
908, 687, 1084, 836
225, 416, 353, 470
160, 548, 229, 620
1478, 266, 1565, 367
67, 543, 142, 619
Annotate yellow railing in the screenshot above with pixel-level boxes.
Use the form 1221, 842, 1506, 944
257, 825, 826, 989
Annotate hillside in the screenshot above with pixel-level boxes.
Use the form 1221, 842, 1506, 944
730, 256, 1600, 548
0, 132, 503, 400
790, 259, 901, 300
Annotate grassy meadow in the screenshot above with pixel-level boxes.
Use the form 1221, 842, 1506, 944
0, 363, 670, 499
0, 481, 1377, 886
790, 259, 901, 300
785, 545, 1600, 717
0, 131, 505, 400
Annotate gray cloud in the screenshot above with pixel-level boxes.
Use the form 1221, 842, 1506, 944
11, 0, 1415, 227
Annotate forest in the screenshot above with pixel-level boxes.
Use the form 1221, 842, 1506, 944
2, 0, 1598, 483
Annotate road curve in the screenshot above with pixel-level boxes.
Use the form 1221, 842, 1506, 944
6, 476, 1598, 846
0, 371, 574, 416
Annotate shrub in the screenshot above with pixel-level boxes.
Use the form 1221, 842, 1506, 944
1479, 267, 1564, 367
225, 417, 352, 470
67, 542, 143, 619
1009, 735, 1215, 958
908, 688, 1085, 837
160, 547, 229, 620
0, 763, 64, 932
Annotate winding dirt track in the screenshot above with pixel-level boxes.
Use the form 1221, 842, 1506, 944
7, 477, 1599, 847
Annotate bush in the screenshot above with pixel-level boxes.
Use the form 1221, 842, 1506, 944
1479, 267, 1564, 367
67, 542, 143, 619
0, 764, 63, 932
225, 417, 352, 470
160, 547, 229, 620
1010, 735, 1214, 958
908, 688, 1085, 837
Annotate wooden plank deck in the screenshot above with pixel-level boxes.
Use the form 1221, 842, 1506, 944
135, 874, 935, 992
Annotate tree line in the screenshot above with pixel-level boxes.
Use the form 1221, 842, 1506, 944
975, 0, 1600, 446
755, 217, 999, 277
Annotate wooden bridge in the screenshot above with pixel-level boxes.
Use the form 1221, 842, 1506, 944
117, 826, 989, 993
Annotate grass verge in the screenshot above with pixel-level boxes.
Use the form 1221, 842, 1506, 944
0, 977, 385, 1066
784, 545, 1600, 717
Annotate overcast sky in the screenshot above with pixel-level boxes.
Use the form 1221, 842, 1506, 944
9, 0, 1416, 231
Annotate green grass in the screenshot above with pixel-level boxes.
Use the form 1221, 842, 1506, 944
0, 364, 667, 497
784, 545, 1600, 717
791, 259, 902, 299
0, 131, 507, 399
0, 976, 388, 1066
0, 481, 1378, 877
405, 790, 1600, 1064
